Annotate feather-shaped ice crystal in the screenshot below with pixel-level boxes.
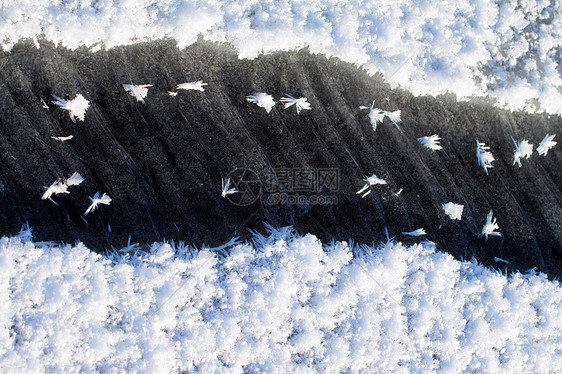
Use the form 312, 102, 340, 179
246, 93, 276, 113
385, 110, 401, 129
476, 140, 495, 174
123, 84, 153, 104
512, 138, 533, 167
42, 180, 69, 202
418, 135, 442, 151
360, 101, 385, 131
221, 178, 238, 198
356, 174, 387, 198
41, 172, 84, 203
51, 94, 90, 123
482, 210, 501, 240
537, 134, 557, 156
65, 172, 84, 187
280, 94, 311, 114
176, 81, 208, 92
402, 228, 426, 236
51, 135, 74, 142
442, 202, 464, 220
84, 192, 112, 215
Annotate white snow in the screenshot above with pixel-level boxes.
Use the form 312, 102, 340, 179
2, 1, 561, 114
1, 228, 561, 372
442, 202, 464, 220
537, 134, 557, 156
51, 94, 90, 123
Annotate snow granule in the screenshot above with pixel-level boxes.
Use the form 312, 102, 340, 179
1, 227, 560, 372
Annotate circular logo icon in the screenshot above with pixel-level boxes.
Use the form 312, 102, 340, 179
225, 168, 262, 206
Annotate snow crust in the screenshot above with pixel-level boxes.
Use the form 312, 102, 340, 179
1, 227, 561, 372
1, 1, 561, 114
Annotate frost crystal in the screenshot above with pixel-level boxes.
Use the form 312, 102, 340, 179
176, 81, 208, 92
356, 174, 387, 198
512, 138, 533, 167
280, 94, 311, 114
51, 135, 74, 142
385, 110, 401, 129
442, 202, 464, 220
246, 92, 276, 113
84, 192, 112, 215
52, 94, 90, 123
41, 172, 84, 203
42, 180, 69, 202
65, 172, 84, 187
360, 102, 401, 131
360, 101, 385, 131
402, 228, 426, 236
123, 84, 153, 104
221, 178, 238, 198
476, 140, 495, 174
537, 134, 557, 156
482, 210, 501, 240
418, 134, 442, 151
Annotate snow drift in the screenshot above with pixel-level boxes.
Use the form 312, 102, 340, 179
0, 0, 561, 114
1, 227, 561, 372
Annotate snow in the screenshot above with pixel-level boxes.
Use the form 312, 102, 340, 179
1, 227, 561, 372
1, 1, 561, 114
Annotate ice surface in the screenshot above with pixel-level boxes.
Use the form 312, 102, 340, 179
1, 1, 561, 114
1, 229, 561, 372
